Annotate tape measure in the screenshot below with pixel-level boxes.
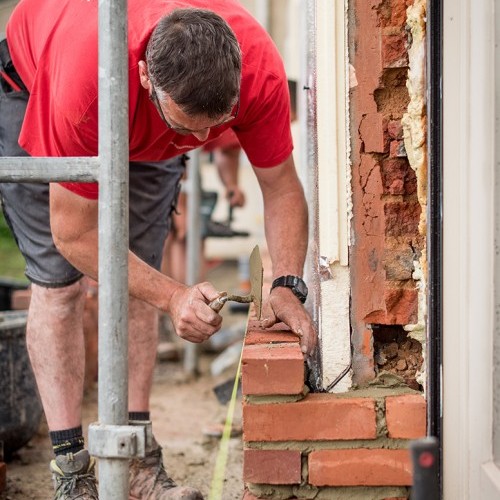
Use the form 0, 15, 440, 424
208, 320, 246, 500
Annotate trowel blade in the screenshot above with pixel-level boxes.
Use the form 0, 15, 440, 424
249, 245, 263, 320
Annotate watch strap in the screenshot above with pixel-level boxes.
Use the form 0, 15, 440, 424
271, 275, 308, 303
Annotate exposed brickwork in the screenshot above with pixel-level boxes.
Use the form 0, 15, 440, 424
243, 394, 377, 442
386, 394, 427, 438
243, 449, 301, 485
359, 113, 389, 153
240, 1, 427, 498
350, 0, 423, 385
241, 343, 304, 396
309, 449, 412, 486
242, 319, 426, 496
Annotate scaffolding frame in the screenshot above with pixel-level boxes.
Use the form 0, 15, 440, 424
0, 0, 137, 498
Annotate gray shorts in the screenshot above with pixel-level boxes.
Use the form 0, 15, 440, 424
0, 46, 185, 287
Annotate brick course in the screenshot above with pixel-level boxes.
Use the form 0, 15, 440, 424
309, 449, 412, 486
243, 395, 377, 442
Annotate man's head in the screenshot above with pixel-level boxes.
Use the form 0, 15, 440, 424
139, 8, 241, 139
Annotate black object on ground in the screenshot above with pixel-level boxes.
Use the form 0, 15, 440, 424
0, 310, 43, 459
213, 377, 241, 405
0, 277, 29, 311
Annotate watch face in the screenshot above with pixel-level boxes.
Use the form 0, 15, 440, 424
291, 276, 308, 302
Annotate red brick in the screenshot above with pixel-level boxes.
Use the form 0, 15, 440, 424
11, 288, 31, 310
387, 120, 404, 139
381, 158, 412, 196
0, 462, 6, 494
359, 113, 388, 153
242, 344, 304, 396
390, 140, 407, 158
243, 449, 301, 484
243, 394, 376, 442
386, 394, 427, 439
245, 328, 299, 346
384, 201, 421, 238
365, 288, 418, 325
382, 32, 408, 68
389, 0, 409, 26
309, 449, 412, 486
378, 0, 408, 27
351, 327, 376, 385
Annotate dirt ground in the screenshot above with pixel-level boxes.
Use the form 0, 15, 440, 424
1, 260, 246, 500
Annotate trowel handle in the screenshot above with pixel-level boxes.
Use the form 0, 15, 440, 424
209, 292, 228, 313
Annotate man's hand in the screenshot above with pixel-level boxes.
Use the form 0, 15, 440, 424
226, 185, 245, 208
167, 281, 223, 343
260, 287, 317, 356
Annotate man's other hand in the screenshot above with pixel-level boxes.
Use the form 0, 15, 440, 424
260, 287, 317, 357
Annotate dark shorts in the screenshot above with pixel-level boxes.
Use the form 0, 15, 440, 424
0, 39, 185, 288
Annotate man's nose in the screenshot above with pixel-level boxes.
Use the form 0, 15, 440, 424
192, 129, 210, 142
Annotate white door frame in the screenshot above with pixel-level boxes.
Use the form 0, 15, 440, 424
309, 0, 352, 391
442, 0, 500, 497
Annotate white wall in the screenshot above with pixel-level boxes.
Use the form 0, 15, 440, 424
443, 0, 500, 497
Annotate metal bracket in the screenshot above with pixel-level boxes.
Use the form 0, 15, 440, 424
88, 421, 153, 459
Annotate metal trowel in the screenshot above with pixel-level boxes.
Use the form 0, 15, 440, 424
209, 245, 263, 319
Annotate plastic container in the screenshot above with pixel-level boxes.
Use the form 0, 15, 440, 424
0, 277, 29, 311
0, 310, 43, 458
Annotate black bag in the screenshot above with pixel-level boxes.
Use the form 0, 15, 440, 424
0, 37, 27, 93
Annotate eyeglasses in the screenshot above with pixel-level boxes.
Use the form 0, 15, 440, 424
149, 83, 239, 135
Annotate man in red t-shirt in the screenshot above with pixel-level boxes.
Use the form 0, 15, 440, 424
0, 1, 315, 497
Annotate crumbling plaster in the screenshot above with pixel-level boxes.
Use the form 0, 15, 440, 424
401, 0, 427, 389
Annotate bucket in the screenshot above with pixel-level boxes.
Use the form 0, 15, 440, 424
0, 310, 43, 459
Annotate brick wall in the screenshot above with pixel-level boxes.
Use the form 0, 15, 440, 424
349, 0, 425, 388
241, 320, 426, 498
241, 1, 428, 490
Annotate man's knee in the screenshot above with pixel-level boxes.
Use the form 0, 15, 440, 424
30, 279, 88, 315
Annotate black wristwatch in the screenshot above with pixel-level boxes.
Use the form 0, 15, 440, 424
271, 275, 308, 303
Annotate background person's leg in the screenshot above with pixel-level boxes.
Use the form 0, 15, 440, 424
127, 159, 203, 499
127, 159, 185, 411
128, 297, 158, 412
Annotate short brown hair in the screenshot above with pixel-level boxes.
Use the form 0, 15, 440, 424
146, 8, 241, 119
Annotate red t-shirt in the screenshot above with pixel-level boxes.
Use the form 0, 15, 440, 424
6, 0, 293, 199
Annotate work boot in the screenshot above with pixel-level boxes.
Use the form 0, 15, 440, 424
50, 449, 99, 499
129, 440, 203, 499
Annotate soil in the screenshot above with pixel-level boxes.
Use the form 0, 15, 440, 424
0, 261, 246, 500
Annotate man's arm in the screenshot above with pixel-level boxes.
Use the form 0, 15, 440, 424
49, 183, 222, 343
252, 154, 317, 355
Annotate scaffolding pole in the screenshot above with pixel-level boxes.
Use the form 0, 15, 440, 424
0, 0, 147, 498
0, 157, 98, 182
184, 149, 202, 375
94, 0, 130, 497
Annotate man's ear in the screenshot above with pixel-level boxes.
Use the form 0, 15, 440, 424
138, 61, 151, 90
